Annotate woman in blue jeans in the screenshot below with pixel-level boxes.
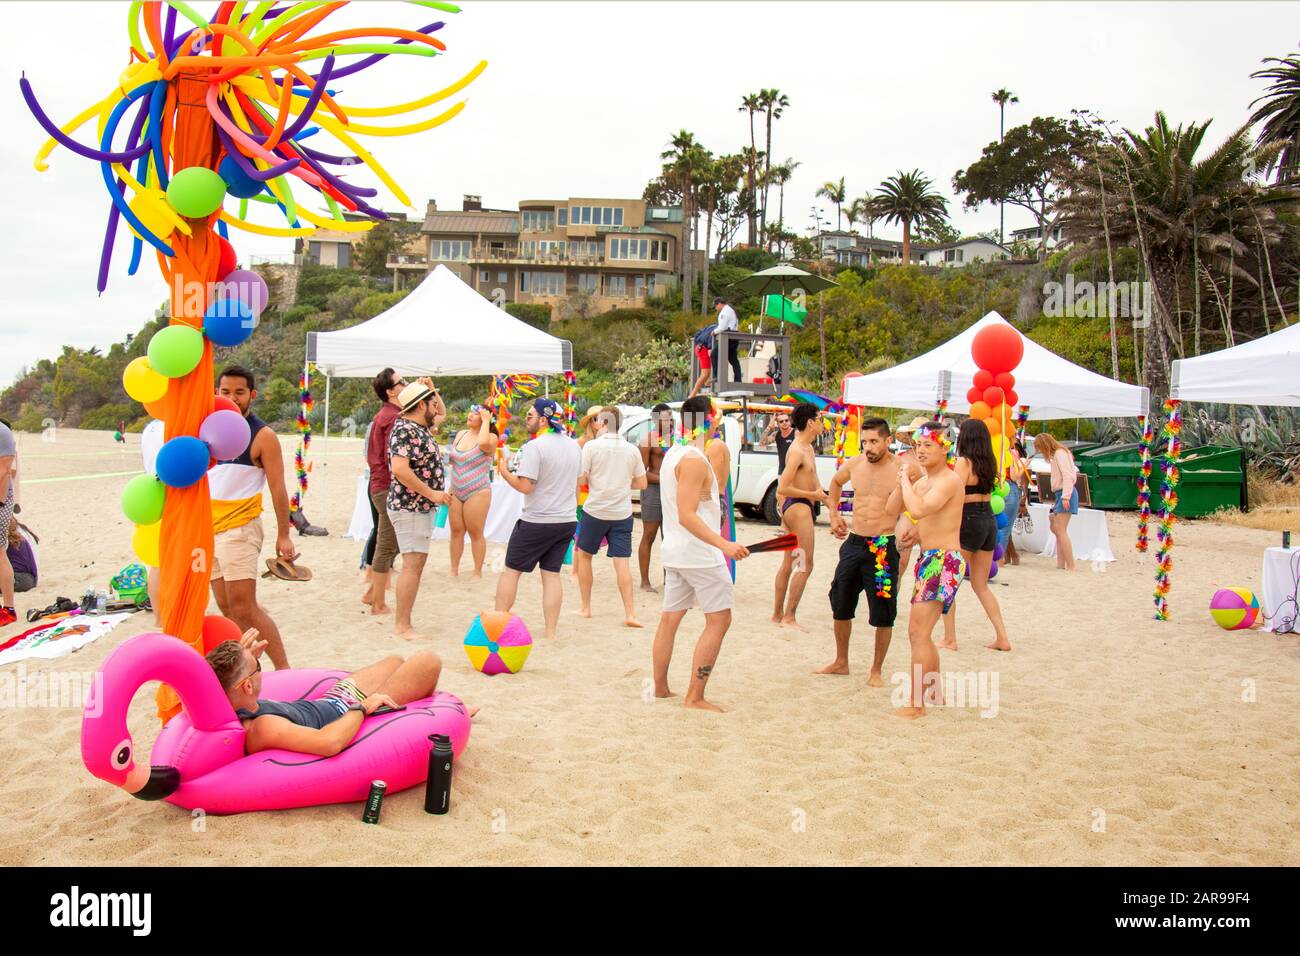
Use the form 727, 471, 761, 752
1034, 433, 1078, 571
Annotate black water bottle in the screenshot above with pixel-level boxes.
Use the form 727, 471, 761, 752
424, 734, 453, 815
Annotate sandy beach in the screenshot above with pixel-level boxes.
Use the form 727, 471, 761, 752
1, 427, 1297, 866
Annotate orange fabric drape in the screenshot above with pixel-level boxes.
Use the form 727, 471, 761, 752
155, 73, 221, 722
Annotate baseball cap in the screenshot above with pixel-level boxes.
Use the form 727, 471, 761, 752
533, 397, 560, 422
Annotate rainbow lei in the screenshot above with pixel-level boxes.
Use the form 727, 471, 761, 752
562, 371, 577, 437
290, 363, 313, 513
868, 535, 893, 598
1135, 414, 1154, 553
1015, 405, 1030, 445
678, 412, 715, 446
833, 405, 850, 464
1152, 400, 1183, 621
934, 398, 948, 420
915, 423, 955, 467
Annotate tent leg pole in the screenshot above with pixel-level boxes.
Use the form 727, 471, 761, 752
324, 374, 331, 471
544, 376, 549, 398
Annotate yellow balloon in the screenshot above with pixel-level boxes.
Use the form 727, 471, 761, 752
132, 521, 161, 568
123, 357, 169, 403
127, 191, 176, 242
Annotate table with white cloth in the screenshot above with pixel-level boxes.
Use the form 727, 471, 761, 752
346, 472, 526, 546
1012, 502, 1115, 563
1261, 546, 1300, 634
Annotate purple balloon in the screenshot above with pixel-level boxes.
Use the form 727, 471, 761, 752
993, 542, 1005, 562
200, 410, 251, 461
217, 270, 269, 316
988, 560, 999, 580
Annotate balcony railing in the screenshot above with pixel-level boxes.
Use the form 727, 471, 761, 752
386, 253, 429, 268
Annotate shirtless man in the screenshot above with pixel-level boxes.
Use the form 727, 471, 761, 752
894, 415, 957, 648
820, 417, 901, 684
772, 403, 826, 631
888, 422, 967, 719
637, 404, 674, 592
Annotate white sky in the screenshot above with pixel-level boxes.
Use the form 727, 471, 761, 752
2, 0, 1296, 383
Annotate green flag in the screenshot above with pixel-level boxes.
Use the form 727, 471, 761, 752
763, 294, 806, 326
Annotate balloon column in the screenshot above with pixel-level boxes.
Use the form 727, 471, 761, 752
966, 323, 1025, 578
26, 2, 484, 721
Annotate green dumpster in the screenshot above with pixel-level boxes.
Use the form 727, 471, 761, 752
1075, 443, 1245, 516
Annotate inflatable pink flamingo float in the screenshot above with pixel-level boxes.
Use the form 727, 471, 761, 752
82, 633, 471, 815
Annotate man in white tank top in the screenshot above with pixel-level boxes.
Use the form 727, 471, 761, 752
651, 396, 750, 712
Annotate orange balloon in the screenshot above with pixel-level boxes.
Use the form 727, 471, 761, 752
989, 403, 1009, 426
969, 401, 991, 420
986, 416, 1002, 436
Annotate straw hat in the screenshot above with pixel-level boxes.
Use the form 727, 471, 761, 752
397, 381, 435, 413
895, 415, 930, 436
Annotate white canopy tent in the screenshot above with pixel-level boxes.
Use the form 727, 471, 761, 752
307, 263, 572, 378
1171, 322, 1300, 407
304, 264, 573, 448
842, 311, 1149, 419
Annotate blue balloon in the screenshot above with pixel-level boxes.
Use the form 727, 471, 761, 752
995, 510, 1010, 530
993, 541, 1005, 562
205, 297, 257, 347
988, 559, 999, 580
155, 436, 211, 489
218, 156, 264, 200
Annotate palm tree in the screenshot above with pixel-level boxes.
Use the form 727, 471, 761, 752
1062, 112, 1297, 397
770, 157, 801, 235
661, 130, 704, 313
758, 88, 790, 250
698, 153, 745, 312
816, 176, 847, 231
846, 195, 873, 239
991, 88, 1019, 243
739, 93, 763, 244
1250, 50, 1300, 183
867, 170, 950, 267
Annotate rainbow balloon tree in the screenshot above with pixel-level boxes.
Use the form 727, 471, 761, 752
23, 1, 484, 721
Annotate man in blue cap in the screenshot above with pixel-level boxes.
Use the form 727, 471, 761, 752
494, 397, 582, 640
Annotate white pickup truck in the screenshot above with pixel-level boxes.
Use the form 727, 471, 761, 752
618, 403, 848, 525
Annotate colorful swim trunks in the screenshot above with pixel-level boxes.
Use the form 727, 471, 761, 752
911, 548, 967, 613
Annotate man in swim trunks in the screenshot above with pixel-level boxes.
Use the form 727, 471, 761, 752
637, 404, 674, 592
772, 403, 826, 632
821, 417, 901, 684
205, 628, 468, 756
889, 421, 966, 719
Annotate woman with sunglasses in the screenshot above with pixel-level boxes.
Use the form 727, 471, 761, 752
447, 405, 499, 578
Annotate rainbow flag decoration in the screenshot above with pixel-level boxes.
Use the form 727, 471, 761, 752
723, 475, 737, 582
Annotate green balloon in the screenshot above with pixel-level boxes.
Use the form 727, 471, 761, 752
990, 492, 1006, 515
166, 166, 228, 219
997, 479, 1011, 497
147, 325, 204, 378
122, 474, 166, 526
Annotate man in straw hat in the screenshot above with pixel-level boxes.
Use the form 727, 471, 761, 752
494, 398, 582, 641
386, 381, 450, 641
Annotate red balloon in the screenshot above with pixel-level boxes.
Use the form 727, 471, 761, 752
994, 372, 1016, 392
1005, 388, 1019, 407
966, 386, 983, 404
216, 236, 238, 280
213, 394, 240, 415
971, 324, 1024, 375
972, 369, 994, 391
982, 386, 1005, 408
201, 614, 243, 654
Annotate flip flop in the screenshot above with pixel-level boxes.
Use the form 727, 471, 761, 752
262, 557, 313, 582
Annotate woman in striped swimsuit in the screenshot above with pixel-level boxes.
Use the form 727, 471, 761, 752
447, 407, 498, 578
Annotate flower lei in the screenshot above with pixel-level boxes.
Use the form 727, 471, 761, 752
915, 424, 955, 468
562, 370, 577, 437
868, 535, 893, 598
1015, 405, 1030, 446
1153, 399, 1183, 621
934, 398, 948, 420
290, 362, 313, 513
1135, 413, 1154, 553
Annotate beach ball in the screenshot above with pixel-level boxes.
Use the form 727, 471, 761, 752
1209, 588, 1259, 630
463, 612, 533, 675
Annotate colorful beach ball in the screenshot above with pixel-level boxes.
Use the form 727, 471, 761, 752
1209, 587, 1260, 630
464, 612, 533, 675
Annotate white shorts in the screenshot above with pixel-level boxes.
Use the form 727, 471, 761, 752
388, 508, 433, 554
663, 564, 734, 614
210, 519, 264, 582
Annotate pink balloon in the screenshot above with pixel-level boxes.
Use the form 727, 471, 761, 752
199, 409, 251, 461
216, 269, 269, 316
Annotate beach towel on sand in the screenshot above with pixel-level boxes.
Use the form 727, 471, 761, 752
0, 613, 129, 667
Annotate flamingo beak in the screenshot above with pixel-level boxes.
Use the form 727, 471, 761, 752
124, 764, 181, 801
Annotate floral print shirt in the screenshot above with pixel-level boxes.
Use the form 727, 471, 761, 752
386, 417, 444, 513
